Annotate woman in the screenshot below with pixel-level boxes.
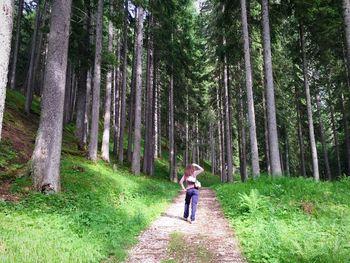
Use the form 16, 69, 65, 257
179, 163, 204, 224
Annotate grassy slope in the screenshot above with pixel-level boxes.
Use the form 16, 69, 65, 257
214, 176, 350, 263
0, 91, 181, 262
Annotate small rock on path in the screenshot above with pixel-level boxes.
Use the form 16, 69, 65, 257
123, 188, 247, 263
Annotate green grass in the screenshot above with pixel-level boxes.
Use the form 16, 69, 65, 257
213, 176, 350, 263
0, 155, 179, 262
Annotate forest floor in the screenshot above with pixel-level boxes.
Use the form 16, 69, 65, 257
123, 188, 247, 263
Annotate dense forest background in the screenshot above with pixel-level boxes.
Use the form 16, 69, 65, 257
2, 0, 350, 191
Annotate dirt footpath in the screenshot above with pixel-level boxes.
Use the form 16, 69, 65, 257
123, 188, 247, 263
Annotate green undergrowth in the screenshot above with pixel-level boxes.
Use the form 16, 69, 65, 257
0, 155, 179, 262
214, 176, 350, 263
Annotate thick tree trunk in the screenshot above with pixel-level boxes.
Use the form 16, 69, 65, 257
131, 6, 144, 175
169, 69, 177, 182
0, 0, 14, 141
241, 0, 260, 177
9, 0, 24, 89
88, 0, 104, 162
261, 0, 281, 176
25, 0, 42, 114
262, 92, 271, 174
153, 57, 159, 159
300, 23, 319, 181
316, 92, 331, 180
32, 0, 72, 192
84, 68, 92, 146
118, 0, 129, 163
101, 0, 114, 162
210, 120, 216, 175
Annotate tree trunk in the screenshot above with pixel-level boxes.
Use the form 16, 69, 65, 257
118, 0, 129, 163
330, 101, 341, 178
75, 66, 87, 150
169, 68, 177, 182
88, 0, 104, 162
340, 93, 350, 175
113, 32, 121, 155
63, 63, 72, 125
300, 22, 319, 181
101, 0, 114, 162
210, 120, 216, 175
296, 88, 306, 177
153, 57, 159, 159
261, 0, 281, 176
0, 0, 14, 141
9, 0, 24, 89
238, 84, 247, 182
241, 0, 260, 177
31, 0, 72, 192
131, 6, 144, 175
343, 0, 350, 83
25, 0, 43, 114
223, 52, 233, 182
143, 12, 154, 174
316, 91, 331, 180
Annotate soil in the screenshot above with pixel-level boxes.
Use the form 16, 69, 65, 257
123, 188, 247, 263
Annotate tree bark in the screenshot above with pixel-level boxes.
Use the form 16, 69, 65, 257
316, 91, 331, 180
113, 32, 121, 156
9, 0, 24, 89
340, 93, 350, 175
88, 0, 104, 162
241, 0, 260, 177
101, 0, 114, 162
118, 0, 129, 163
143, 12, 154, 174
32, 0, 72, 192
131, 6, 144, 175
261, 0, 281, 176
330, 100, 341, 178
296, 88, 306, 177
238, 84, 247, 182
153, 57, 159, 159
0, 0, 14, 141
75, 66, 87, 150
25, 0, 43, 114
300, 22, 319, 181
343, 0, 350, 83
169, 68, 177, 182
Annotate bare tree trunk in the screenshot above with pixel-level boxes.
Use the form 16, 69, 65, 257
330, 100, 341, 178
316, 91, 331, 180
238, 84, 247, 182
84, 68, 92, 146
296, 88, 306, 177
127, 21, 138, 162
284, 128, 290, 176
343, 0, 350, 83
131, 6, 144, 175
185, 95, 189, 167
261, 0, 281, 176
113, 33, 121, 155
25, 0, 43, 114
340, 93, 350, 175
262, 92, 271, 174
223, 53, 233, 182
153, 57, 159, 159
210, 120, 216, 174
0, 0, 14, 141
9, 0, 24, 89
241, 0, 260, 177
88, 0, 104, 162
143, 12, 154, 174
169, 68, 177, 182
32, 0, 72, 192
118, 0, 129, 163
63, 63, 72, 125
101, 0, 114, 162
300, 23, 319, 181
75, 66, 87, 150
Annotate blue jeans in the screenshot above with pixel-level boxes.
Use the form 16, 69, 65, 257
184, 188, 199, 221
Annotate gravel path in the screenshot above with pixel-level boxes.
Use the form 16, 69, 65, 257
123, 188, 247, 263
